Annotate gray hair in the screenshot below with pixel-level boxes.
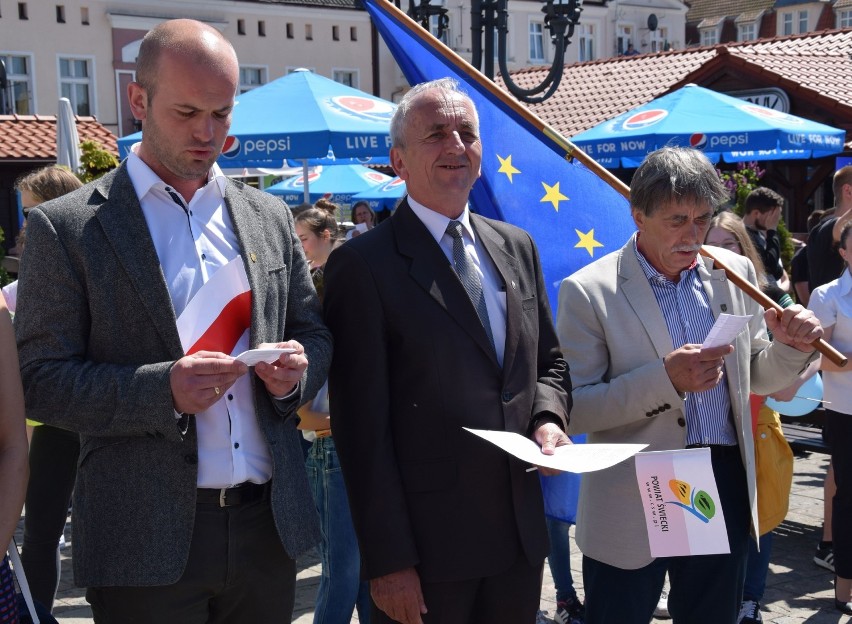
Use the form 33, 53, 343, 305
630, 147, 728, 216
390, 78, 478, 148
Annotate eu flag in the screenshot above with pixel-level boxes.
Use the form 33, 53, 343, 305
364, 0, 636, 523
364, 0, 635, 311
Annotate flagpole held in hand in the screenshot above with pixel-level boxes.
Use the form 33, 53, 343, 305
699, 245, 846, 367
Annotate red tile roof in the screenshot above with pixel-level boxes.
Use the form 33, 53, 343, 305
499, 29, 852, 144
687, 0, 775, 24
0, 114, 117, 161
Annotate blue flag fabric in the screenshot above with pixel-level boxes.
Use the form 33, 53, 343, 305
364, 0, 636, 524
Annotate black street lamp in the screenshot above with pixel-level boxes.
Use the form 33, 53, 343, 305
408, 0, 583, 103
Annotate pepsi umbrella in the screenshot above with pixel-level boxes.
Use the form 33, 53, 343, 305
117, 69, 396, 200
350, 176, 407, 211
265, 164, 392, 206
572, 84, 846, 169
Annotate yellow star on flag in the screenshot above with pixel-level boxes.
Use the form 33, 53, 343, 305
575, 229, 604, 257
540, 181, 568, 211
497, 154, 521, 183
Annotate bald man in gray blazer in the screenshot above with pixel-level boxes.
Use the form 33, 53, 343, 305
14, 19, 331, 623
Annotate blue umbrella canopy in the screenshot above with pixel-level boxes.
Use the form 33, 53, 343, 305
265, 164, 392, 205
572, 84, 846, 169
117, 69, 396, 168
351, 176, 406, 211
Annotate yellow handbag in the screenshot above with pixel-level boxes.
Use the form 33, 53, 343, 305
754, 403, 794, 535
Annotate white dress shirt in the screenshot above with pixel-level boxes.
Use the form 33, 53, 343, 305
407, 197, 507, 366
809, 269, 852, 416
127, 145, 272, 488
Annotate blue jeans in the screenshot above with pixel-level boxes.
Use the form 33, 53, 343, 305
546, 516, 578, 602
743, 532, 772, 602
306, 437, 371, 624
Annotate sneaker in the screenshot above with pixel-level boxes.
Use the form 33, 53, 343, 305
653, 589, 670, 619
536, 610, 553, 624
553, 595, 585, 624
737, 599, 762, 624
814, 545, 836, 572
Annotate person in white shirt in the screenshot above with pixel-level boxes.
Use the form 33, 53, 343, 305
14, 19, 331, 623
808, 221, 852, 615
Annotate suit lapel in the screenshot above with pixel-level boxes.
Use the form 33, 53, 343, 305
697, 254, 742, 400
618, 240, 674, 359
393, 201, 498, 364
472, 215, 519, 373
93, 165, 183, 358
223, 182, 266, 347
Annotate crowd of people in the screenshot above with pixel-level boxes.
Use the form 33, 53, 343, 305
2, 16, 851, 624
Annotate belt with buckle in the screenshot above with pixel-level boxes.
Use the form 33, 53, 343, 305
196, 481, 270, 507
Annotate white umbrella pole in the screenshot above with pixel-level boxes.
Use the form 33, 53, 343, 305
302, 159, 310, 205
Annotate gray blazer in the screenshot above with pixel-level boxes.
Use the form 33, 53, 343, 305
556, 235, 815, 569
15, 164, 331, 587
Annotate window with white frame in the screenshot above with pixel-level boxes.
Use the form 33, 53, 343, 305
700, 27, 719, 46
649, 26, 668, 52
333, 69, 358, 88
59, 56, 93, 116
737, 22, 757, 41
839, 8, 852, 27
578, 23, 595, 61
529, 21, 545, 62
616, 24, 633, 55
798, 10, 808, 32
0, 54, 33, 114
239, 66, 266, 93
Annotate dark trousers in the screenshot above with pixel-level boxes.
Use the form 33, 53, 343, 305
583, 447, 751, 624
827, 409, 852, 578
20, 424, 79, 611
86, 496, 296, 624
371, 555, 542, 624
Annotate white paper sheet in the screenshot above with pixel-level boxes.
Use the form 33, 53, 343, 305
463, 428, 646, 473
701, 313, 752, 348
234, 348, 296, 366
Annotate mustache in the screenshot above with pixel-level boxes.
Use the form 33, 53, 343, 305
672, 244, 702, 253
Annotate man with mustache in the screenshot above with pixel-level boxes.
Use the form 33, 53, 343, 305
555, 147, 822, 624
15, 19, 331, 622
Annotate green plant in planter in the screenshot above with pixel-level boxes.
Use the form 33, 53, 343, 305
716, 162, 794, 271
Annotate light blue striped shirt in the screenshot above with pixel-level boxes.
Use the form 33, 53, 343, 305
634, 239, 737, 446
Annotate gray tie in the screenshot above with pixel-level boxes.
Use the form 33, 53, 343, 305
446, 220, 495, 350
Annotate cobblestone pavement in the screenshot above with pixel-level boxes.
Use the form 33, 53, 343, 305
13, 450, 846, 623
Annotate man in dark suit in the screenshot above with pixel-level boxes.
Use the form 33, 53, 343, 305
323, 78, 572, 624
14, 19, 331, 623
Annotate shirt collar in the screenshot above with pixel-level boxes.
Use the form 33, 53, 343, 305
407, 195, 475, 245
126, 142, 228, 204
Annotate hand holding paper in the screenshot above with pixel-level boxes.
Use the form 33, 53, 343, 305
464, 428, 646, 473
254, 341, 308, 398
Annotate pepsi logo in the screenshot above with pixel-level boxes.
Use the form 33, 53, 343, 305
365, 172, 388, 183
221, 136, 241, 158
689, 133, 707, 149
620, 109, 668, 131
741, 104, 802, 125
327, 96, 396, 123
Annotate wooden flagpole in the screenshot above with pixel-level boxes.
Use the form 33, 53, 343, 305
376, 0, 844, 366
700, 246, 846, 366
375, 0, 631, 200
